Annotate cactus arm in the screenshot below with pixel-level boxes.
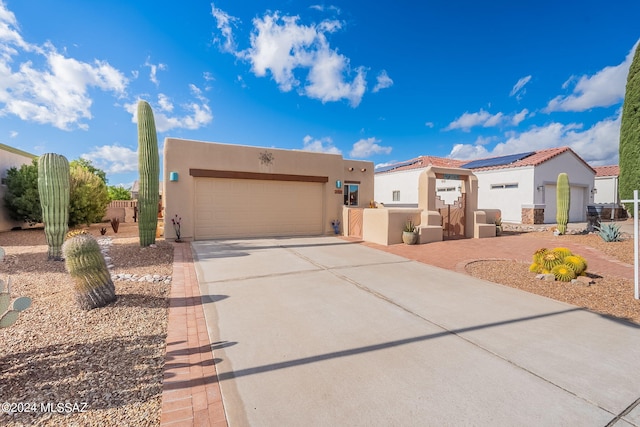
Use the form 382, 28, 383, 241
137, 101, 160, 247
556, 173, 570, 235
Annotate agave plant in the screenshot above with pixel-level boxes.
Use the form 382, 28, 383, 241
594, 223, 622, 242
552, 264, 577, 282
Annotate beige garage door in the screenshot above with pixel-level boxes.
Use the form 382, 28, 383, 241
194, 178, 324, 239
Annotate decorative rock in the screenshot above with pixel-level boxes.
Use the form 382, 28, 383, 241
543, 274, 556, 281
572, 276, 594, 286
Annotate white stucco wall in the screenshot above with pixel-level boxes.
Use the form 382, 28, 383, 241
594, 176, 618, 205
474, 167, 535, 223
374, 169, 423, 206
533, 151, 595, 223
0, 144, 37, 231
375, 169, 464, 206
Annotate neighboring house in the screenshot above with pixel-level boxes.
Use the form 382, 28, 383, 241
163, 138, 374, 240
130, 180, 163, 200
592, 165, 619, 205
0, 143, 37, 231
375, 146, 596, 224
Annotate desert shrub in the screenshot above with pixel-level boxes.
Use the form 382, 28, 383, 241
3, 159, 42, 225
69, 165, 110, 227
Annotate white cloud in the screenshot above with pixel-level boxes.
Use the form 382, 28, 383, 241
349, 137, 392, 158
509, 75, 531, 99
446, 108, 532, 131
0, 1, 128, 130
157, 93, 173, 112
449, 143, 490, 160
511, 108, 529, 125
425, 121, 434, 128
372, 70, 393, 93
144, 58, 166, 86
301, 134, 341, 154
448, 112, 621, 165
126, 84, 213, 132
9, 130, 17, 137
212, 7, 371, 107
445, 109, 504, 131
211, 3, 240, 53
81, 144, 138, 174
545, 40, 639, 112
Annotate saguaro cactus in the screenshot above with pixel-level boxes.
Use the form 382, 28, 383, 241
38, 153, 70, 260
556, 173, 570, 235
137, 100, 159, 247
62, 233, 116, 310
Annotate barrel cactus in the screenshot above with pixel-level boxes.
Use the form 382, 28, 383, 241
137, 100, 160, 247
62, 233, 116, 310
552, 264, 576, 282
38, 153, 70, 260
556, 173, 570, 235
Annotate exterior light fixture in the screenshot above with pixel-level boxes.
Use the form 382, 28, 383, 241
536, 185, 544, 191
348, 167, 354, 171
591, 188, 598, 194
336, 180, 342, 189
360, 168, 367, 172
170, 172, 179, 182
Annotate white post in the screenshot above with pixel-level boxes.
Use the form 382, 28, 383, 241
621, 189, 639, 299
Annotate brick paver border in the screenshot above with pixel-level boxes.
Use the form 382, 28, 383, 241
160, 242, 228, 426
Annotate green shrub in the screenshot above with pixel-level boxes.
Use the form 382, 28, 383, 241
69, 164, 110, 227
2, 159, 42, 225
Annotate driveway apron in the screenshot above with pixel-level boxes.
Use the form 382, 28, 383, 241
191, 236, 640, 427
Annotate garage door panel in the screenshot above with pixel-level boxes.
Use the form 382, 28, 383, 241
195, 178, 324, 239
544, 185, 586, 223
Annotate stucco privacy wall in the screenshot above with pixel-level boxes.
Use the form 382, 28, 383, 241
163, 138, 373, 240
0, 144, 37, 231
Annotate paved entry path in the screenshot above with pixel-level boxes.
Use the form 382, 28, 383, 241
189, 236, 640, 427
361, 232, 634, 280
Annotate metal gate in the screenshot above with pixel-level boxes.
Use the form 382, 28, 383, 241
436, 193, 466, 239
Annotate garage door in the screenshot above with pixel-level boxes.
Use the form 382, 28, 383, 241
544, 185, 586, 223
194, 178, 324, 239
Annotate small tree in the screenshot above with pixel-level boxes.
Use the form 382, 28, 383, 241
619, 42, 640, 215
70, 158, 108, 184
3, 159, 42, 225
69, 164, 110, 227
108, 185, 132, 201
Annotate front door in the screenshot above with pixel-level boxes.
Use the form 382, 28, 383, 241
436, 193, 466, 239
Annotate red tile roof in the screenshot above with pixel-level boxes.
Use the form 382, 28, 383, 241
375, 146, 596, 174
593, 165, 619, 177
375, 156, 465, 174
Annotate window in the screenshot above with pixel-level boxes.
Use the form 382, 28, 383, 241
392, 190, 400, 201
490, 183, 518, 189
344, 184, 359, 206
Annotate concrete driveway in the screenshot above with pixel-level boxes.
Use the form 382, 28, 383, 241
192, 236, 640, 426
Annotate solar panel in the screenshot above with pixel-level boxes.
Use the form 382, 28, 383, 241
460, 151, 535, 169
375, 159, 420, 173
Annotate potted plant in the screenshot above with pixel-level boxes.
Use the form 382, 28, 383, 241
331, 219, 341, 235
172, 214, 182, 242
402, 220, 418, 245
494, 216, 502, 235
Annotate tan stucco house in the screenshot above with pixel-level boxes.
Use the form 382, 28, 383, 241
163, 138, 373, 240
0, 143, 37, 231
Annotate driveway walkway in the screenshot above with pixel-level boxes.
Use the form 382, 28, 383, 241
169, 236, 640, 426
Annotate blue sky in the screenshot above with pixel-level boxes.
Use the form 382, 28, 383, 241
1, 0, 639, 187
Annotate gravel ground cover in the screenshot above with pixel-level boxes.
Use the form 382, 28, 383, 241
0, 222, 173, 427
466, 228, 639, 325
